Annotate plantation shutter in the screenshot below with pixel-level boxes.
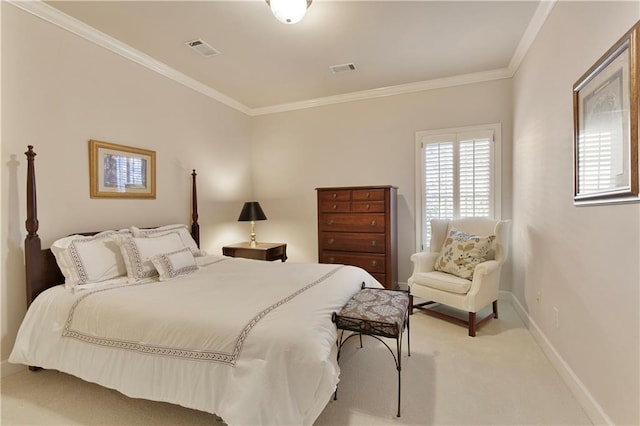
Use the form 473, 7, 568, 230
421, 129, 494, 248
458, 130, 493, 217
424, 136, 455, 224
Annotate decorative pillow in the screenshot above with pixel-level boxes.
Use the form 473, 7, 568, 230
151, 247, 198, 281
130, 224, 204, 256
51, 230, 129, 290
118, 232, 187, 282
434, 227, 495, 280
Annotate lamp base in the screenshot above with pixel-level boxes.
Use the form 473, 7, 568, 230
249, 221, 257, 247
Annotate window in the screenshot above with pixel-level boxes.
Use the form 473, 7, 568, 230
415, 124, 502, 250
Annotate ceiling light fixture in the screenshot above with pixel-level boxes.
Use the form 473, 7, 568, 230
266, 0, 312, 24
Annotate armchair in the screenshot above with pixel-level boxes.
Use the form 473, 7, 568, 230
408, 217, 511, 336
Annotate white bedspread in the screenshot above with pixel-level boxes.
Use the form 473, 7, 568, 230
9, 256, 382, 425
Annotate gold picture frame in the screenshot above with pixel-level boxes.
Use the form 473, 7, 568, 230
89, 140, 156, 199
573, 21, 639, 205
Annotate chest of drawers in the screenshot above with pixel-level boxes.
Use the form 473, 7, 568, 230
316, 186, 397, 289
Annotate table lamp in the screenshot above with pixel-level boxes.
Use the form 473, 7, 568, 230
238, 201, 267, 247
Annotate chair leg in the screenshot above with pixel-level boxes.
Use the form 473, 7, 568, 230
415, 302, 496, 337
468, 312, 476, 337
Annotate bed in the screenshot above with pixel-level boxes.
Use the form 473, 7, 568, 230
9, 146, 381, 425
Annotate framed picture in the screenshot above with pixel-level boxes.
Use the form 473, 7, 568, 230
573, 21, 639, 205
89, 140, 156, 199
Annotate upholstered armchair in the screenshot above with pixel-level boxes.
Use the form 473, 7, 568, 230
408, 217, 511, 337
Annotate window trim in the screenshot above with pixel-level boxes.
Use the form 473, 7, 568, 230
414, 123, 502, 252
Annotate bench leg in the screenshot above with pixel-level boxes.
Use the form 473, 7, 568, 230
396, 336, 401, 417
334, 330, 345, 401
407, 310, 411, 357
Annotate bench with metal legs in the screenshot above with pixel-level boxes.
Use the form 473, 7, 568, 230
332, 283, 411, 417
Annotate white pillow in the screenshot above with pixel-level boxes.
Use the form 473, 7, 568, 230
130, 224, 203, 256
51, 230, 129, 289
118, 232, 187, 282
151, 247, 198, 281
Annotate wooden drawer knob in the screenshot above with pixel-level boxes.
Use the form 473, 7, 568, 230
328, 238, 335, 244
366, 204, 370, 210
332, 193, 337, 199
370, 240, 376, 246
332, 204, 337, 209
370, 220, 377, 226
329, 257, 335, 263
327, 220, 334, 225
371, 260, 378, 267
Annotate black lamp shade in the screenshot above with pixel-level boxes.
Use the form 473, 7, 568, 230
238, 202, 267, 222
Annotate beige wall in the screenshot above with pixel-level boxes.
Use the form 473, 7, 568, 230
250, 79, 514, 285
512, 2, 639, 424
1, 4, 253, 366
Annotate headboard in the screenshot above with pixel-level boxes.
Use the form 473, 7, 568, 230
23, 145, 200, 306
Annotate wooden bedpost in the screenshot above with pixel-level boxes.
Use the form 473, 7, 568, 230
24, 145, 42, 307
191, 169, 200, 247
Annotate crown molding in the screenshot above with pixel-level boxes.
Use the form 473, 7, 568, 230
8, 0, 552, 117
508, 0, 557, 74
249, 68, 512, 116
7, 0, 252, 115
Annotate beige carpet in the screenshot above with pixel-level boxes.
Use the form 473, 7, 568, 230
1, 300, 591, 425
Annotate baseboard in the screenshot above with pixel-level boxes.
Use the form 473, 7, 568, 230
507, 292, 612, 426
498, 290, 512, 301
1, 359, 26, 378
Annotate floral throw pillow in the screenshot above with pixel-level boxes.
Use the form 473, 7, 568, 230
435, 227, 495, 280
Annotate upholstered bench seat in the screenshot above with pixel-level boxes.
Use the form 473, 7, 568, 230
332, 284, 410, 417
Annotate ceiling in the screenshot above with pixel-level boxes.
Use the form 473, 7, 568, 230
41, 0, 546, 114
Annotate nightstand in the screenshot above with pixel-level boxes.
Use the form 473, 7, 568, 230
222, 242, 287, 262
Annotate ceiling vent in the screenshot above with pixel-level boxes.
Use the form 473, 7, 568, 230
185, 38, 220, 57
330, 63, 357, 74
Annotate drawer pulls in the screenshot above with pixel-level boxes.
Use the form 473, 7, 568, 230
325, 257, 379, 267
326, 239, 376, 246
329, 203, 376, 210
326, 220, 377, 226
329, 191, 375, 199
